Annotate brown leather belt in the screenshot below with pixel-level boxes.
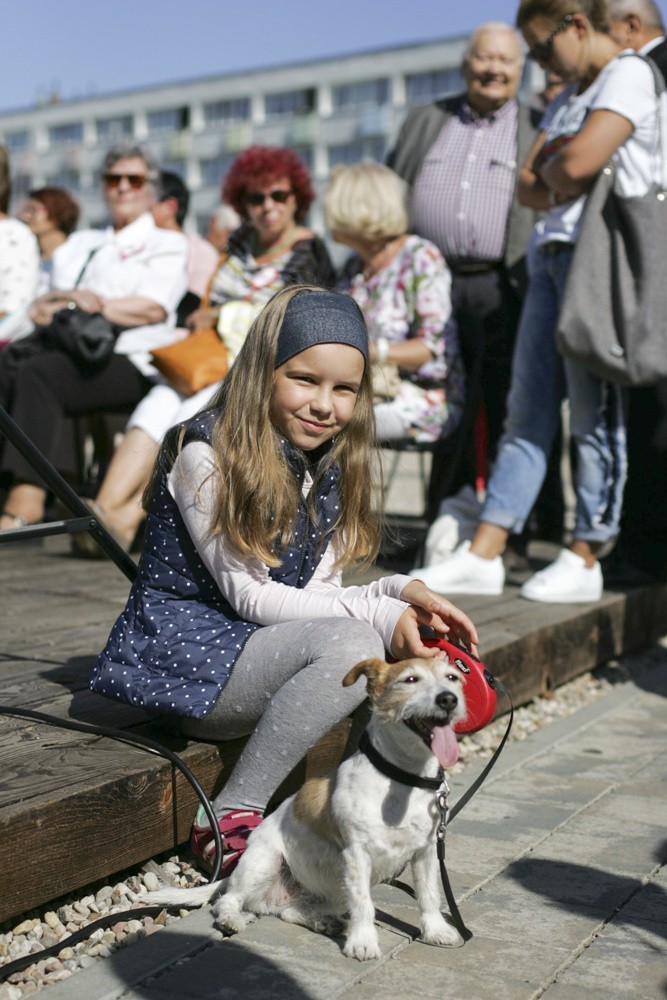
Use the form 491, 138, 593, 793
449, 260, 503, 275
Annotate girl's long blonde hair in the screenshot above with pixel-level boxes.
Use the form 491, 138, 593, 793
148, 285, 381, 569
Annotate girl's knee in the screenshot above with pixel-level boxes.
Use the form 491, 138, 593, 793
335, 619, 385, 662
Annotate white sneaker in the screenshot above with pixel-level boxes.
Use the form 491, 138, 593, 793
520, 549, 603, 603
424, 486, 483, 564
410, 541, 505, 596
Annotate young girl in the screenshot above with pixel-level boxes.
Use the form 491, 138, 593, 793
91, 285, 478, 875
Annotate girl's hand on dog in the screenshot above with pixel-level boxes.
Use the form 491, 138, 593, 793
398, 580, 479, 655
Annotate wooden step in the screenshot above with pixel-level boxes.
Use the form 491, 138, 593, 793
1, 536, 665, 924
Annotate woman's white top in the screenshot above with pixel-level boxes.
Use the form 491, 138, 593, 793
535, 51, 661, 247
0, 218, 39, 335
50, 212, 188, 373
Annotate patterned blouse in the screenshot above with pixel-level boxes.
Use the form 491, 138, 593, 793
339, 235, 465, 441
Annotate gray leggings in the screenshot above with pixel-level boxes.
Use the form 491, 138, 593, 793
182, 617, 383, 815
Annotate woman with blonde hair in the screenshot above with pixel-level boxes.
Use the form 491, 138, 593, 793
91, 285, 478, 876
325, 163, 464, 443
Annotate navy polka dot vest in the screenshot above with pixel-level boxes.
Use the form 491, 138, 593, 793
90, 410, 342, 718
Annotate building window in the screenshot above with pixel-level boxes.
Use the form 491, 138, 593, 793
4, 130, 30, 152
290, 145, 313, 171
203, 98, 250, 127
265, 88, 315, 119
96, 115, 133, 142
405, 69, 463, 104
48, 122, 84, 146
200, 153, 236, 188
162, 158, 187, 178
147, 107, 190, 133
327, 137, 386, 169
332, 78, 389, 112
45, 168, 81, 192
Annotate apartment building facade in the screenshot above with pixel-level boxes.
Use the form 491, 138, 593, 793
0, 36, 541, 236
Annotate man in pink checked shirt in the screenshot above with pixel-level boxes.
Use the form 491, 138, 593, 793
388, 22, 563, 540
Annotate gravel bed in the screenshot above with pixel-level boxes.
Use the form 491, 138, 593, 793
1, 639, 664, 999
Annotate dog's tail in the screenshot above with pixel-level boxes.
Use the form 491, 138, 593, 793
141, 878, 227, 908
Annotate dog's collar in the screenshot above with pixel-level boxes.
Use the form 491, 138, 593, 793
358, 730, 444, 790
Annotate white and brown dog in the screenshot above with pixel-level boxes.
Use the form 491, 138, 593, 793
145, 655, 467, 961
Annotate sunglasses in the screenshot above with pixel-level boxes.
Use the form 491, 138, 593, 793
245, 188, 293, 206
527, 14, 572, 63
103, 173, 150, 190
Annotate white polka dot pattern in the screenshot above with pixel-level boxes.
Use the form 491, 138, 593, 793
90, 411, 341, 721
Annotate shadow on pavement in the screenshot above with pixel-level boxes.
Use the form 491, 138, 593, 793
107, 929, 321, 999
507, 847, 667, 944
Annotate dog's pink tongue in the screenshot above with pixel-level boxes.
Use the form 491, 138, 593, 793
431, 724, 460, 769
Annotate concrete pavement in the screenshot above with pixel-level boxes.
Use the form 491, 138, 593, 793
43, 650, 667, 1000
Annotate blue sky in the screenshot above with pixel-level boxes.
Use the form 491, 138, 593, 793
5, 0, 529, 112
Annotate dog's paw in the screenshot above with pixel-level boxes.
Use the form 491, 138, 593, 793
343, 927, 381, 961
310, 914, 343, 937
421, 914, 464, 948
212, 900, 256, 935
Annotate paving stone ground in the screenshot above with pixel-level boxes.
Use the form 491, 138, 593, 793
40, 649, 667, 1000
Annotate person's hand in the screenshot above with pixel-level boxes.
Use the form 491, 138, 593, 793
185, 306, 220, 332
29, 300, 60, 327
69, 289, 105, 314
398, 579, 479, 654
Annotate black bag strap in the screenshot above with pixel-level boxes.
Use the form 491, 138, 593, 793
72, 243, 105, 289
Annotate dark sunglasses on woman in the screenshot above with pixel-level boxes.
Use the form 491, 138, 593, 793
245, 189, 293, 206
103, 173, 150, 190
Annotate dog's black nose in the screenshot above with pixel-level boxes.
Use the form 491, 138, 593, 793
436, 691, 458, 712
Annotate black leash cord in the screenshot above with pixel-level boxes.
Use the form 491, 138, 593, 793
0, 907, 169, 981
391, 677, 514, 941
0, 704, 223, 983
450, 677, 514, 823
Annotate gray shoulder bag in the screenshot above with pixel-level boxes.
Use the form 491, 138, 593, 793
556, 53, 667, 386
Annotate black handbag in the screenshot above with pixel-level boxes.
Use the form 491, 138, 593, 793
44, 242, 121, 369
556, 54, 667, 386
49, 306, 118, 368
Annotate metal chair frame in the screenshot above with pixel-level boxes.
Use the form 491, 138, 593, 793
0, 405, 137, 583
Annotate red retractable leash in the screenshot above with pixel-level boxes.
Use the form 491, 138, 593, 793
423, 637, 501, 736
387, 636, 514, 942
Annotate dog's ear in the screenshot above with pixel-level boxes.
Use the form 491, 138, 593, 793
342, 658, 386, 692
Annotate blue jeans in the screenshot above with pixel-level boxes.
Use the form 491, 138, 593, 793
482, 236, 627, 544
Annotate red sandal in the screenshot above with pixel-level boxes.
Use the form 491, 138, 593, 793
190, 807, 263, 876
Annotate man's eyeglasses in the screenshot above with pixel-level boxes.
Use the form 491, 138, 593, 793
245, 189, 293, 206
527, 14, 572, 63
103, 173, 150, 190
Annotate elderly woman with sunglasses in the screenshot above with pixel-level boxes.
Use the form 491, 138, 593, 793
0, 143, 188, 532
72, 145, 335, 553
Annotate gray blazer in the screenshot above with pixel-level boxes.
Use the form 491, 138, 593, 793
387, 94, 542, 294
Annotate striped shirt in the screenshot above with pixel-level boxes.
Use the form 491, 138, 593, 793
410, 98, 519, 266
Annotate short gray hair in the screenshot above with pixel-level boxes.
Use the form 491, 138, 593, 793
462, 21, 524, 65
607, 0, 665, 29
101, 143, 160, 182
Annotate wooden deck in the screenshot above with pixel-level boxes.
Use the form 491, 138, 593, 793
1, 532, 666, 925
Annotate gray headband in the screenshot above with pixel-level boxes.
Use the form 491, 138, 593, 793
275, 291, 368, 368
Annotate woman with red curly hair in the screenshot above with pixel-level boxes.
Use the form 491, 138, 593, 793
222, 145, 315, 224
77, 146, 335, 556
